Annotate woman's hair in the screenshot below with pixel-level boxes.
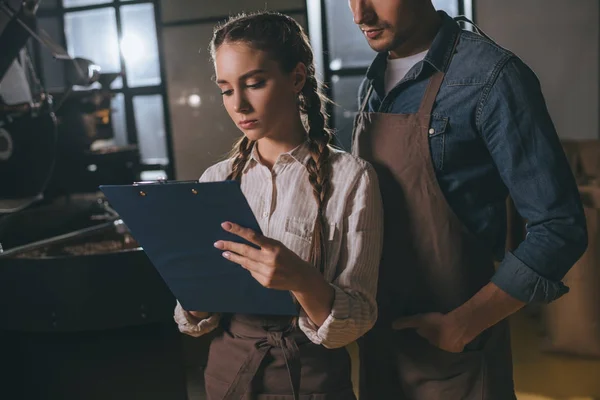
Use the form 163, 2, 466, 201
210, 12, 333, 274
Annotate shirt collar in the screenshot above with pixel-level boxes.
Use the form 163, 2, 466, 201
242, 140, 312, 173
423, 11, 461, 73
366, 11, 461, 82
288, 139, 312, 165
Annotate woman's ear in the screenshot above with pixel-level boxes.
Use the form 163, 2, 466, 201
292, 62, 307, 94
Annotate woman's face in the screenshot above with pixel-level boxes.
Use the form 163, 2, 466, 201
214, 42, 305, 143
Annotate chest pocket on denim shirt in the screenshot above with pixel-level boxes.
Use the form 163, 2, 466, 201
427, 114, 449, 171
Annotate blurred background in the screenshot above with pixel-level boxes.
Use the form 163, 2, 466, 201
0, 1, 598, 399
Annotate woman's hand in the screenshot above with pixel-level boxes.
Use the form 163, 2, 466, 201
189, 311, 210, 319
214, 221, 312, 291
174, 302, 219, 338
216, 222, 335, 327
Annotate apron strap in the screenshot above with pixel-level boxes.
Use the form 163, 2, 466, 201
359, 84, 375, 114
222, 331, 301, 400
417, 30, 461, 118
281, 335, 301, 400
222, 342, 270, 399
417, 71, 445, 117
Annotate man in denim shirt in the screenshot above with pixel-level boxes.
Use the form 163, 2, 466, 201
349, 0, 588, 398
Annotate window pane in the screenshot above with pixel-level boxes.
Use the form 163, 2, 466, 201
161, 0, 304, 23
111, 93, 128, 146
111, 75, 123, 89
140, 170, 167, 181
432, 0, 459, 16
133, 95, 168, 165
0, 49, 33, 104
120, 4, 161, 87
37, 17, 66, 91
39, 0, 58, 9
324, 1, 460, 70
63, 0, 111, 8
162, 24, 235, 180
324, 0, 377, 70
331, 75, 364, 152
64, 8, 121, 74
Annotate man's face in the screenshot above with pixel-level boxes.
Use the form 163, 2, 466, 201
348, 0, 421, 53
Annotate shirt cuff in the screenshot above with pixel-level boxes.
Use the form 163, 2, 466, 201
491, 251, 569, 304
173, 302, 220, 337
299, 285, 353, 348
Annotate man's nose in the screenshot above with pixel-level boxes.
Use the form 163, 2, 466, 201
350, 0, 373, 25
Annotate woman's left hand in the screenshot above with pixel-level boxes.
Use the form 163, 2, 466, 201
214, 221, 311, 291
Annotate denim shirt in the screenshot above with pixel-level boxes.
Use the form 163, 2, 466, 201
357, 11, 588, 304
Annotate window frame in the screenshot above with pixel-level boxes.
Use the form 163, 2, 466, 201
33, 0, 175, 178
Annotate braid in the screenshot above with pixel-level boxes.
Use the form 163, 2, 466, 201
302, 75, 333, 274
226, 136, 254, 181
210, 12, 335, 325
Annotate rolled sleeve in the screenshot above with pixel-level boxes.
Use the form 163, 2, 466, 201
299, 163, 383, 348
479, 57, 588, 304
173, 301, 221, 338
299, 285, 352, 347
491, 251, 569, 303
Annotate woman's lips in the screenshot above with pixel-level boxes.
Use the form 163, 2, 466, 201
239, 119, 258, 129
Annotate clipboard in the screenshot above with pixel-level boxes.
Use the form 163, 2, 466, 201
99, 180, 298, 316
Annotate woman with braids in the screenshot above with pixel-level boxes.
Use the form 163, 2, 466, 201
173, 11, 383, 400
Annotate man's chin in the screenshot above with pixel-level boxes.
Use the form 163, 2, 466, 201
365, 39, 393, 54
362, 32, 394, 53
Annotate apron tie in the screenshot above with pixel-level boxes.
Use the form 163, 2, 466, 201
222, 330, 301, 400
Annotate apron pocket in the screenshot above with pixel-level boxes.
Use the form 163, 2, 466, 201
463, 326, 493, 352
254, 387, 356, 400
394, 330, 483, 382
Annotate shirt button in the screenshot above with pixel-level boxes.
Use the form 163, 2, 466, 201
428, 128, 435, 135
262, 211, 269, 218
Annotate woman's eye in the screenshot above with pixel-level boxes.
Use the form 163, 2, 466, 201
247, 80, 266, 89
220, 89, 233, 96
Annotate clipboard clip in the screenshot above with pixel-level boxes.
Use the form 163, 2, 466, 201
132, 178, 201, 186
133, 178, 169, 186
131, 178, 201, 196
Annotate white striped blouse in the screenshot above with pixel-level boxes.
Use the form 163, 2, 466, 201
174, 141, 383, 349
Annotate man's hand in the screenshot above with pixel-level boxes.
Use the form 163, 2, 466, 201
392, 312, 468, 353
393, 282, 526, 353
